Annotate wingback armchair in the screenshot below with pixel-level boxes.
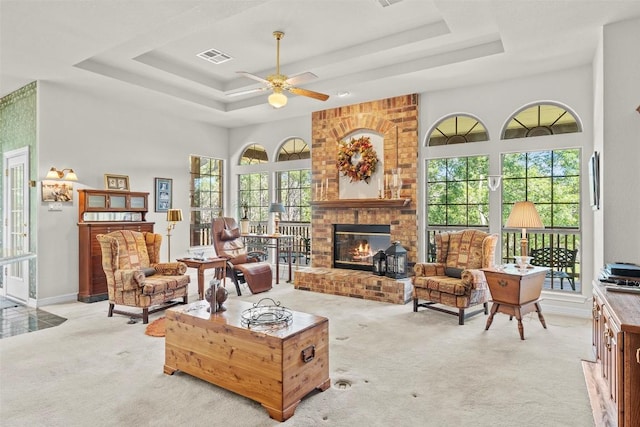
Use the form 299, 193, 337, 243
412, 229, 498, 325
96, 230, 190, 324
212, 217, 273, 296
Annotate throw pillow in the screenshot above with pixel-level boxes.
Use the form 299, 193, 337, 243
141, 267, 156, 277
445, 267, 463, 278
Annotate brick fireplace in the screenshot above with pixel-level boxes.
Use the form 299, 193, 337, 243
293, 94, 419, 304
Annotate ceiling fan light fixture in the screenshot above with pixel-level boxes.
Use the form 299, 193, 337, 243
268, 90, 287, 108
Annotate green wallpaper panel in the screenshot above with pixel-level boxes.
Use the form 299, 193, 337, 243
0, 81, 38, 297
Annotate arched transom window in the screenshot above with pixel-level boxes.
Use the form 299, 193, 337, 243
502, 103, 580, 139
277, 137, 310, 161
428, 115, 489, 146
240, 143, 268, 165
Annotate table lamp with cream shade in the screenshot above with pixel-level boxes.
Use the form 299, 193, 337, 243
166, 208, 183, 262
269, 202, 285, 236
505, 201, 544, 268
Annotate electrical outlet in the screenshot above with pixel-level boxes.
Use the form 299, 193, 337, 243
48, 202, 63, 211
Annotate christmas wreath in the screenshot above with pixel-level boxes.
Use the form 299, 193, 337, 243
336, 136, 379, 182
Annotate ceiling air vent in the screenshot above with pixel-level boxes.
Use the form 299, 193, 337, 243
377, 0, 402, 7
197, 48, 233, 64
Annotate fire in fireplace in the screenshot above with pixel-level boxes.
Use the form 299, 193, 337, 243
333, 224, 391, 271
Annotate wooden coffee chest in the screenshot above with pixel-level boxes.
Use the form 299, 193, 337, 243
164, 300, 330, 422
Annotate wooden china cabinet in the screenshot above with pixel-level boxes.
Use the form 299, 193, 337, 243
77, 189, 154, 302
590, 282, 640, 426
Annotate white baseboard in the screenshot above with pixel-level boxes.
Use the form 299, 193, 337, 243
38, 293, 78, 307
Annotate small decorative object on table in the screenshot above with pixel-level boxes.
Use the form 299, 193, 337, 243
240, 298, 293, 329
206, 278, 228, 313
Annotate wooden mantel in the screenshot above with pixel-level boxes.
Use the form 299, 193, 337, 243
310, 198, 411, 208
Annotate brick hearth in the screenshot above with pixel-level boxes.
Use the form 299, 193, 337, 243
294, 268, 412, 305
292, 94, 419, 305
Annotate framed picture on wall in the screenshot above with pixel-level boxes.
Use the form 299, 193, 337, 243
41, 180, 73, 202
589, 151, 600, 210
155, 177, 172, 212
104, 174, 130, 191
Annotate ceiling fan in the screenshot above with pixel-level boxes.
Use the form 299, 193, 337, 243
228, 31, 330, 108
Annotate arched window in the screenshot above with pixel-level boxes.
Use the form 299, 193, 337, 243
427, 114, 489, 146
502, 103, 580, 139
277, 137, 310, 161
239, 143, 268, 164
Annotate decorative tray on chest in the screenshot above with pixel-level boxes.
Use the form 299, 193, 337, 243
240, 298, 293, 330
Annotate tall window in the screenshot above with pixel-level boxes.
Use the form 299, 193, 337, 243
239, 172, 269, 222
427, 156, 490, 227
276, 169, 311, 222
502, 149, 580, 228
189, 156, 223, 247
276, 137, 311, 222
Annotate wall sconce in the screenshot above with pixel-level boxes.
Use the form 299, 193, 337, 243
46, 167, 78, 181
166, 208, 183, 262
487, 175, 502, 191
269, 202, 285, 236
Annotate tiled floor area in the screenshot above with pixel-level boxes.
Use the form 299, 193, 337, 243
0, 296, 67, 339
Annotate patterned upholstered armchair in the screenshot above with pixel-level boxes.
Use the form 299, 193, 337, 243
412, 229, 498, 325
96, 230, 190, 324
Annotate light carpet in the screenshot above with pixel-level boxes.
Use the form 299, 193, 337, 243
0, 282, 595, 427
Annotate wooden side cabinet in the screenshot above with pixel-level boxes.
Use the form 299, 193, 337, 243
77, 189, 154, 302
589, 283, 640, 427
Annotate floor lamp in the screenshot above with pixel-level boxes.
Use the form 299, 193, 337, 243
166, 208, 183, 262
505, 201, 543, 267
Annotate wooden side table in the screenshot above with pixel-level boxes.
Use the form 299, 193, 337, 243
482, 265, 549, 340
177, 257, 227, 300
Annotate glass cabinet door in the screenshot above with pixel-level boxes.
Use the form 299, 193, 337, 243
130, 196, 146, 209
108, 195, 126, 209
87, 195, 107, 208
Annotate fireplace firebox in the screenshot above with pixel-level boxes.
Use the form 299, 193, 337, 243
333, 224, 391, 271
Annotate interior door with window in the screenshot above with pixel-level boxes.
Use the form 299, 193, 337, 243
3, 147, 30, 302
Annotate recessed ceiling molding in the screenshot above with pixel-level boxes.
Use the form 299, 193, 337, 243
74, 58, 227, 111
75, 34, 503, 113
134, 21, 451, 96
133, 51, 227, 91
225, 21, 451, 92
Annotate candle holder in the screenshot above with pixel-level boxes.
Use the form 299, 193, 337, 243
389, 168, 403, 199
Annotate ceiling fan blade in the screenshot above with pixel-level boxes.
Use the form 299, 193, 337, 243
227, 87, 268, 97
284, 72, 318, 86
236, 71, 270, 84
287, 86, 329, 101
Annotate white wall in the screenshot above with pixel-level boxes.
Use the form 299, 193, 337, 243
592, 27, 605, 279
602, 17, 640, 265
36, 82, 228, 304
